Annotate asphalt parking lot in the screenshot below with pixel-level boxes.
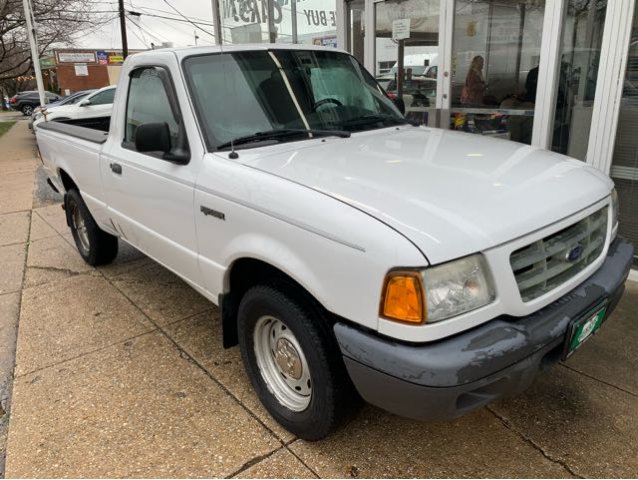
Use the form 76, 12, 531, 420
1, 119, 637, 477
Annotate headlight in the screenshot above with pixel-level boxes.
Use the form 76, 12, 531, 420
422, 254, 495, 323
611, 187, 619, 236
380, 255, 495, 324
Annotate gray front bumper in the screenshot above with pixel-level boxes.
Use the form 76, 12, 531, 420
334, 237, 634, 421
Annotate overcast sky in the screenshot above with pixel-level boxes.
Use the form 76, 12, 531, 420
72, 0, 219, 50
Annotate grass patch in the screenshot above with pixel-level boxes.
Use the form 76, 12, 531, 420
0, 121, 16, 138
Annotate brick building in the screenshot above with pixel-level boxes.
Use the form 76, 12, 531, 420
42, 48, 145, 95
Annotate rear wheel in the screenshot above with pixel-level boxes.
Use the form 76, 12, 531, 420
65, 189, 118, 266
237, 284, 359, 440
21, 104, 34, 116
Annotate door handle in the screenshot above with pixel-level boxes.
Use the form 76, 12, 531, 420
110, 162, 122, 175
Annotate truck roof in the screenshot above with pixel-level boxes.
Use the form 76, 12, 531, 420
130, 43, 348, 62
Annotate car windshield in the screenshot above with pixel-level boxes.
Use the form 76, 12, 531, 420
183, 49, 404, 150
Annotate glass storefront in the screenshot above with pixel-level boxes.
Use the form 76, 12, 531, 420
449, 1, 545, 144
374, 0, 439, 125
220, 0, 337, 46
551, 0, 607, 160
346, 0, 365, 64
611, 10, 638, 264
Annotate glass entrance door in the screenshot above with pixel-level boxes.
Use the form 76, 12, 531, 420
374, 0, 441, 126
550, 0, 608, 160
346, 0, 366, 65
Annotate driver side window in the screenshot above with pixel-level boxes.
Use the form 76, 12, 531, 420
124, 67, 181, 150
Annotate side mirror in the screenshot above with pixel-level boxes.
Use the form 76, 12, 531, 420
135, 122, 171, 154
78, 99, 90, 107
393, 97, 406, 115
134, 122, 189, 164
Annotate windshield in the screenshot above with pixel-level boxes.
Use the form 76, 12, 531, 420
183, 49, 403, 150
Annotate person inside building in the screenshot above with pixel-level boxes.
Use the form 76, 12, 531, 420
500, 65, 538, 144
461, 55, 486, 106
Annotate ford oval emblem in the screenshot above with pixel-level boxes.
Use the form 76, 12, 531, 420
566, 244, 584, 262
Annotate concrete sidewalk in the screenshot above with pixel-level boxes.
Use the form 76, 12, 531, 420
1, 120, 637, 478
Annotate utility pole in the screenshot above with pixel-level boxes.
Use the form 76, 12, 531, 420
210, 0, 223, 45
291, 0, 297, 43
22, 0, 46, 108
118, 0, 129, 59
267, 0, 276, 43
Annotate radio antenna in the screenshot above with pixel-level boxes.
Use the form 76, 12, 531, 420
229, 139, 238, 159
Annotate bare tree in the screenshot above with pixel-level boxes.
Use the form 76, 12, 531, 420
0, 0, 108, 92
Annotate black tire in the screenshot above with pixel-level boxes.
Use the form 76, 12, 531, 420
237, 283, 360, 440
21, 104, 34, 116
65, 189, 118, 266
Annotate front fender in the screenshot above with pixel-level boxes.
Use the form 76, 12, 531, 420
194, 157, 426, 332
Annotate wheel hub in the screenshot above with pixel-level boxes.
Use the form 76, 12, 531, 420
71, 205, 90, 253
253, 315, 312, 411
274, 338, 302, 379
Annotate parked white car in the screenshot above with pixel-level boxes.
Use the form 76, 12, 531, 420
33, 85, 116, 131
29, 89, 97, 133
35, 45, 633, 440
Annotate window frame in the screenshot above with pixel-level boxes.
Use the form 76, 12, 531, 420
122, 64, 190, 163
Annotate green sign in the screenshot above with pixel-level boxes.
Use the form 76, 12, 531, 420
40, 56, 56, 69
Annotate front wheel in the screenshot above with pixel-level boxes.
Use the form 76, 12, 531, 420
237, 284, 359, 440
65, 189, 118, 266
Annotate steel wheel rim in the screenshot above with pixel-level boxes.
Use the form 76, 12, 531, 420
253, 315, 312, 412
71, 205, 90, 253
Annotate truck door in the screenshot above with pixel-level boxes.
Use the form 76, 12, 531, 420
101, 64, 202, 287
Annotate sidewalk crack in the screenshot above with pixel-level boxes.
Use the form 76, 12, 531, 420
487, 406, 582, 478
559, 363, 637, 398
27, 266, 82, 277
226, 446, 284, 478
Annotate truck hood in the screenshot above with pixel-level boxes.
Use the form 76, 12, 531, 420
236, 127, 613, 264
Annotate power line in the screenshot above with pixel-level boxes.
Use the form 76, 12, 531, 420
126, 15, 168, 44
130, 7, 235, 32
129, 10, 213, 27
126, 21, 149, 48
128, 5, 215, 24
159, 0, 217, 39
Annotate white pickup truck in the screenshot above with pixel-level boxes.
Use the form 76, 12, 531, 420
36, 44, 633, 440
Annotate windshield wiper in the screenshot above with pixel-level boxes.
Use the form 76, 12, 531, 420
338, 114, 411, 129
217, 128, 350, 150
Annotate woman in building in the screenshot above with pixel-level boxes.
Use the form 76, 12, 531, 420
461, 55, 486, 106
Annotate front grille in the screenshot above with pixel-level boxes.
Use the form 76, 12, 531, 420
510, 207, 608, 302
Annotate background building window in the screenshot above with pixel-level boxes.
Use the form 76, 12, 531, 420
611, 8, 638, 265
551, 0, 608, 160
450, 0, 546, 144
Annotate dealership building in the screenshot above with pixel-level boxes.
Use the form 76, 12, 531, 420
213, 0, 638, 265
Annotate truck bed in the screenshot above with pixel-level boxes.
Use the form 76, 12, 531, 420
37, 116, 111, 143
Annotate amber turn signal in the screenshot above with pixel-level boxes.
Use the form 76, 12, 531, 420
380, 271, 425, 324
